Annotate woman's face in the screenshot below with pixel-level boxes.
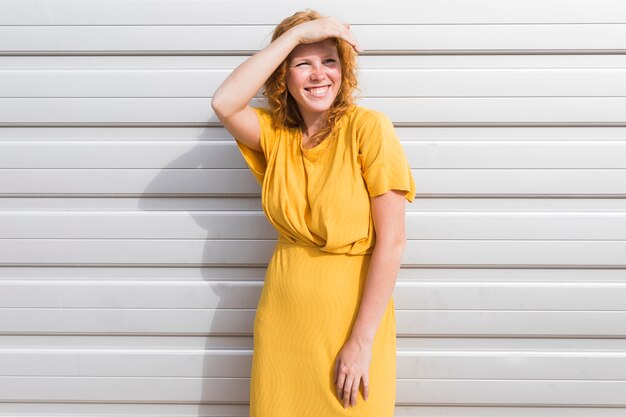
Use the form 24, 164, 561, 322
285, 39, 342, 122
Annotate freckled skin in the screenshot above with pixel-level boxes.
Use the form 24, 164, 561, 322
285, 39, 342, 133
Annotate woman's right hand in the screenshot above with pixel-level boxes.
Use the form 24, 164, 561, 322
288, 16, 362, 53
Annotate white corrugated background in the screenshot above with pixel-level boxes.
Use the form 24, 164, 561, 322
1, 0, 626, 416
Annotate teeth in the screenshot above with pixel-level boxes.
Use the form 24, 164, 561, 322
307, 86, 329, 96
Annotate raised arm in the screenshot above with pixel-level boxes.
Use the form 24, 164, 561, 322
210, 17, 361, 151
210, 30, 298, 151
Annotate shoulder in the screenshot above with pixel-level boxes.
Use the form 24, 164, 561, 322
342, 106, 395, 142
346, 105, 393, 132
251, 105, 273, 125
251, 105, 284, 137
352, 105, 388, 119
251, 105, 294, 134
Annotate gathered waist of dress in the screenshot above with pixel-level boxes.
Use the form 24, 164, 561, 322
276, 235, 373, 257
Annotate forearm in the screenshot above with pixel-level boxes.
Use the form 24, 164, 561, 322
349, 240, 406, 346
211, 28, 300, 117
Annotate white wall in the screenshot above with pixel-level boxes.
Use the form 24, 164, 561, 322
1, 1, 626, 416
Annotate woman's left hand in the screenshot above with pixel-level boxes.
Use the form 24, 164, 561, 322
333, 337, 373, 408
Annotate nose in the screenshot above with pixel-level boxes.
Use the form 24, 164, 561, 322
309, 63, 326, 81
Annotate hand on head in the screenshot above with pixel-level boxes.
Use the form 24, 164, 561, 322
289, 16, 362, 53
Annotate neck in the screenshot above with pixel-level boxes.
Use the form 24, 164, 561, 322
300, 110, 327, 137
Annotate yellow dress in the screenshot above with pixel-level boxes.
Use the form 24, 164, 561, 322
236, 104, 416, 417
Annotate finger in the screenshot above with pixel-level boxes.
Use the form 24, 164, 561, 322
362, 373, 369, 401
339, 29, 361, 53
335, 34, 360, 53
333, 360, 339, 385
336, 368, 347, 399
350, 377, 360, 407
342, 376, 354, 407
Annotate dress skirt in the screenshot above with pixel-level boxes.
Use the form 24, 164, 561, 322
249, 240, 397, 417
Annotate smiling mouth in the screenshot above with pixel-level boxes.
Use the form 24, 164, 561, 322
304, 85, 331, 97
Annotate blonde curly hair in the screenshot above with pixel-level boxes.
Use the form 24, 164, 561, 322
263, 9, 360, 147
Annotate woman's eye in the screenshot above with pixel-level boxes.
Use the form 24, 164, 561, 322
324, 59, 336, 64
296, 62, 310, 67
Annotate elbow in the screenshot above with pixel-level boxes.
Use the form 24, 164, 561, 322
211, 83, 232, 118
376, 233, 407, 250
393, 230, 408, 248
211, 94, 241, 121
393, 237, 408, 256
211, 96, 224, 119
397, 235, 408, 250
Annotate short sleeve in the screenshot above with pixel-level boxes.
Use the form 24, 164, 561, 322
234, 106, 274, 187
357, 110, 416, 203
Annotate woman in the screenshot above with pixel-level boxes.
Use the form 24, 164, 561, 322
211, 9, 416, 417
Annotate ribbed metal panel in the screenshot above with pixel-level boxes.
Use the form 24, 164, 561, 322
1, 0, 625, 415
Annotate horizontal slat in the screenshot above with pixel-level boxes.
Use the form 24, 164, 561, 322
2, 404, 623, 417
3, 126, 626, 142
0, 212, 276, 239
3, 68, 626, 97
0, 334, 254, 350
0, 309, 257, 335
0, 376, 245, 403
0, 141, 241, 168
0, 98, 220, 125
1, 309, 626, 336
394, 406, 626, 416
1, 0, 625, 25
0, 169, 264, 195
395, 282, 626, 309
1, 212, 626, 240
367, 97, 626, 125
4, 333, 626, 351
0, 126, 231, 141
2, 196, 626, 212
3, 266, 626, 283
1, 348, 625, 379
400, 142, 626, 168
359, 68, 626, 96
403, 240, 626, 267
3, 141, 626, 169
4, 97, 626, 125
397, 310, 626, 337
396, 380, 626, 406
5, 53, 626, 69
0, 376, 625, 406
2, 281, 626, 310
0, 281, 264, 309
1, 240, 626, 266
0, 402, 251, 417
355, 24, 626, 53
0, 349, 251, 377
3, 168, 626, 196
0, 69, 228, 98
2, 24, 626, 53
0, 266, 266, 281
0, 240, 276, 266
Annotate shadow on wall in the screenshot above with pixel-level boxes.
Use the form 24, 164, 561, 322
136, 115, 274, 411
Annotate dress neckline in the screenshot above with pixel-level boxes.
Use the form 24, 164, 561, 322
299, 128, 334, 153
